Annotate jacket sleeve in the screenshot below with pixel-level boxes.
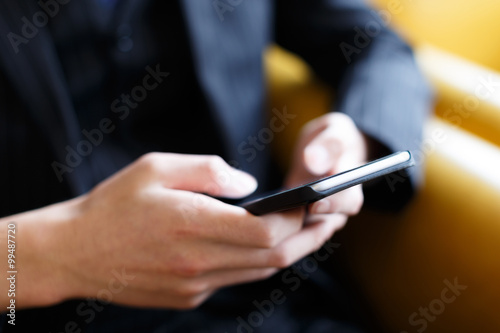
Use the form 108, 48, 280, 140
274, 0, 434, 210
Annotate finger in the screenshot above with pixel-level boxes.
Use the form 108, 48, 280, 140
152, 211, 335, 276
167, 192, 305, 248
302, 113, 359, 176
301, 113, 368, 177
260, 216, 347, 268
206, 208, 305, 249
198, 267, 279, 290
250, 208, 306, 248
304, 213, 348, 231
114, 282, 215, 310
286, 133, 343, 188
204, 216, 345, 271
125, 266, 278, 309
130, 260, 278, 298
151, 210, 305, 275
308, 184, 364, 216
139, 153, 257, 198
303, 133, 343, 176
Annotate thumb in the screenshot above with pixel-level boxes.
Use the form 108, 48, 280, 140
160, 154, 258, 199
303, 137, 341, 176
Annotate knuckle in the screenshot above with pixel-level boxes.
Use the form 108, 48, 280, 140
171, 222, 197, 239
202, 156, 228, 194
258, 268, 278, 280
137, 152, 162, 173
171, 259, 206, 278
268, 249, 292, 269
204, 155, 227, 177
325, 197, 340, 213
313, 231, 329, 250
176, 281, 209, 299
326, 215, 347, 235
324, 134, 347, 152
174, 287, 212, 310
176, 295, 206, 310
245, 268, 278, 283
254, 224, 279, 249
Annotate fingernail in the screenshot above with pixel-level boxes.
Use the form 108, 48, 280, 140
233, 170, 258, 194
305, 145, 331, 175
311, 199, 330, 214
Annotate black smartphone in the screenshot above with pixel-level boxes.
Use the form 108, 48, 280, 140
241, 150, 414, 215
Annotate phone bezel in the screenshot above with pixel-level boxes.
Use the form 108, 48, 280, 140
241, 151, 413, 215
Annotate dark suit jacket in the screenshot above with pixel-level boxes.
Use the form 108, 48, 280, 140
0, 0, 432, 332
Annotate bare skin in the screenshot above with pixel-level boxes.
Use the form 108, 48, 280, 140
0, 112, 367, 310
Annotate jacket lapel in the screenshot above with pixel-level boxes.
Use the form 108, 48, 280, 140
0, 1, 93, 194
179, 0, 272, 172
0, 0, 275, 191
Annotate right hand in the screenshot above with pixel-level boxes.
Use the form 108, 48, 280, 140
39, 153, 339, 309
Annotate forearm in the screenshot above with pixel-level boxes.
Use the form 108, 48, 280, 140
0, 197, 84, 310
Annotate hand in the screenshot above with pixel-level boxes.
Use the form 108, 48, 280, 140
10, 153, 342, 310
286, 112, 368, 226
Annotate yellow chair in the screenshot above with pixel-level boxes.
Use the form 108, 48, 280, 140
370, 0, 500, 148
265, 9, 500, 331
370, 0, 500, 73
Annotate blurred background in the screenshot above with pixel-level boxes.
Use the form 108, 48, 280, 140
266, 0, 500, 332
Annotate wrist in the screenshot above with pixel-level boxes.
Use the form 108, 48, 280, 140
12, 196, 87, 308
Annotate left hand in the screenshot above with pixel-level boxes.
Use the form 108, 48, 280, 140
286, 112, 369, 227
